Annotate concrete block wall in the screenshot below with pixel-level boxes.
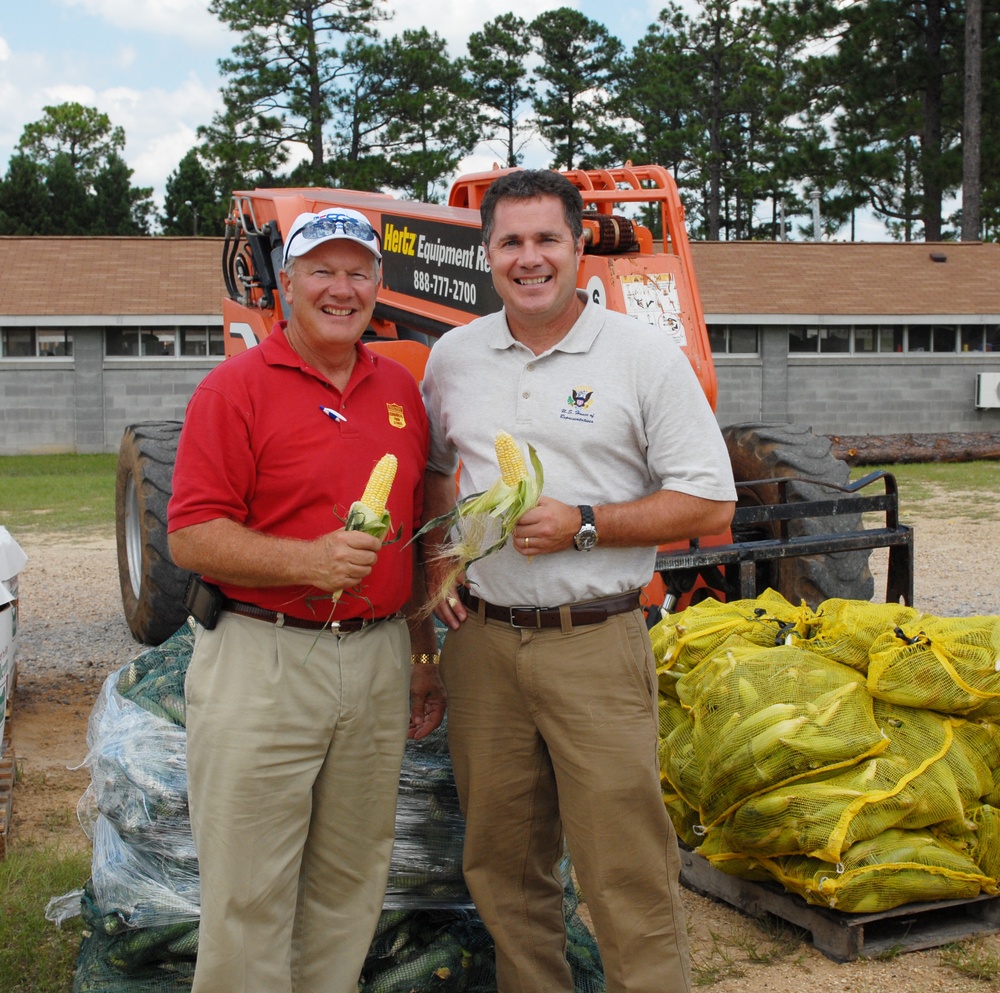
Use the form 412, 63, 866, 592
0, 328, 219, 454
0, 361, 77, 453
712, 327, 1000, 436
102, 360, 215, 452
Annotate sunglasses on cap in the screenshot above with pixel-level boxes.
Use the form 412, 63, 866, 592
299, 212, 377, 242
283, 210, 381, 265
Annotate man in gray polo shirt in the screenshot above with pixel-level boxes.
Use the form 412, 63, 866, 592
421, 169, 736, 993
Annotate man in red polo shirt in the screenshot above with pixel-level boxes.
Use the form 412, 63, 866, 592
168, 208, 445, 993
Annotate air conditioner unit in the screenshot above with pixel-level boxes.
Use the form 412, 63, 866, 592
975, 372, 1000, 409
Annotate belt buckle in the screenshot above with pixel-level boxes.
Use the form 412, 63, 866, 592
508, 604, 543, 629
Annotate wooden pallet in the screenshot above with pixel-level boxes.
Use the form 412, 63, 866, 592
0, 739, 13, 860
680, 847, 1000, 962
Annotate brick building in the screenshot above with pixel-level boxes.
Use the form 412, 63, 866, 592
1, 236, 999, 455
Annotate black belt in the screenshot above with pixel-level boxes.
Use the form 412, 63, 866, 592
459, 588, 640, 629
222, 598, 396, 632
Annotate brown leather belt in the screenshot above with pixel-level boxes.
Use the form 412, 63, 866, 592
223, 598, 396, 632
459, 588, 641, 629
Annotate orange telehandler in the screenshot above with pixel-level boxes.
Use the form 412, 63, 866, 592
116, 163, 913, 645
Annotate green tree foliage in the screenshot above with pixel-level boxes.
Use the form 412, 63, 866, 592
808, 0, 966, 241
466, 14, 534, 167
375, 29, 479, 202
161, 150, 226, 237
3, 105, 152, 235
206, 0, 388, 185
0, 154, 48, 235
17, 102, 126, 183
530, 7, 623, 169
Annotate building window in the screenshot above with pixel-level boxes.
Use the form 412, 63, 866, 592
106, 326, 223, 356
788, 324, 993, 354
788, 326, 820, 353
709, 324, 759, 353
961, 325, 1000, 352
1, 328, 74, 357
179, 326, 225, 356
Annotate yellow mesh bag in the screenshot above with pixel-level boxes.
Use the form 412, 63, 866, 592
662, 790, 702, 849
724, 701, 971, 861
789, 599, 924, 674
695, 827, 773, 882
659, 696, 702, 812
760, 828, 995, 913
650, 589, 816, 670
677, 645, 888, 826
868, 615, 1000, 715
969, 805, 1000, 880
948, 718, 1000, 800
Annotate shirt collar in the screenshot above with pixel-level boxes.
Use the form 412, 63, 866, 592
263, 321, 378, 389
487, 291, 604, 355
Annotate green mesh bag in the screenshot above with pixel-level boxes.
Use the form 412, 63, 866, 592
115, 623, 195, 727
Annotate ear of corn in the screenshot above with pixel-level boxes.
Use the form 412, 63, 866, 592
495, 430, 529, 486
346, 453, 397, 536
411, 431, 543, 612
329, 454, 398, 615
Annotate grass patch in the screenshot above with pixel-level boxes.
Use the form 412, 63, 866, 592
939, 938, 1000, 981
0, 843, 89, 993
0, 453, 117, 534
851, 461, 1000, 522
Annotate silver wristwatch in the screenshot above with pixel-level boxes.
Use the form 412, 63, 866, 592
573, 505, 598, 551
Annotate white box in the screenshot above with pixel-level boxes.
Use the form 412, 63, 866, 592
0, 606, 9, 746
0, 527, 27, 725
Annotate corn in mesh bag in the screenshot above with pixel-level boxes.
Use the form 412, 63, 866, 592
658, 694, 701, 815
868, 614, 1000, 716
786, 598, 924, 674
759, 827, 996, 913
722, 701, 987, 862
650, 589, 815, 671
677, 645, 888, 827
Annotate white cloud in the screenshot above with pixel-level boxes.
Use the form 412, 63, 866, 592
0, 34, 10, 61
380, 0, 568, 54
63, 0, 233, 48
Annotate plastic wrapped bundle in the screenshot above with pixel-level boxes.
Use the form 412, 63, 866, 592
868, 615, 1000, 716
677, 645, 888, 826
385, 720, 471, 909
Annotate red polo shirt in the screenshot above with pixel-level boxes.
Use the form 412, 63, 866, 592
168, 324, 429, 621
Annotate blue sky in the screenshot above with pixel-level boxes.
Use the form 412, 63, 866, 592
0, 0, 669, 209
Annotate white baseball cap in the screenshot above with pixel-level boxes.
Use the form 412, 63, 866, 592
282, 207, 382, 267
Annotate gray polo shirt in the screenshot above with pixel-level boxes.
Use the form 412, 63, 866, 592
422, 296, 736, 607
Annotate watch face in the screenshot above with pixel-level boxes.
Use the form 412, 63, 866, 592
574, 525, 598, 551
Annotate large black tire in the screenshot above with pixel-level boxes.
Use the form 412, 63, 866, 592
722, 422, 874, 607
115, 422, 193, 645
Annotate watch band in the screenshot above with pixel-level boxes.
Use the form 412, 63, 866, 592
578, 505, 595, 528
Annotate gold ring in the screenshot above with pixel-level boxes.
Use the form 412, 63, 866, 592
447, 596, 458, 608
525, 536, 530, 548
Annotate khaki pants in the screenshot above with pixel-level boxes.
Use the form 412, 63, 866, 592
185, 613, 411, 993
442, 606, 691, 993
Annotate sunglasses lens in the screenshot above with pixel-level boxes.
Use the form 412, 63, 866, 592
301, 213, 375, 242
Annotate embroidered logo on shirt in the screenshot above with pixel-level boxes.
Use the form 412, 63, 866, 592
387, 402, 406, 428
560, 387, 595, 424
